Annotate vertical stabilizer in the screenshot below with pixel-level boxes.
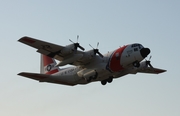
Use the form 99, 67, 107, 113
40, 55, 60, 74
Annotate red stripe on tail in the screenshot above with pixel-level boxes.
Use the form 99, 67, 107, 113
43, 55, 54, 66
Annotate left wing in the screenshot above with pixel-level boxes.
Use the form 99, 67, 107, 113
137, 67, 166, 74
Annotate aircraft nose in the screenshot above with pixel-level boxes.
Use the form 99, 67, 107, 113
140, 48, 150, 58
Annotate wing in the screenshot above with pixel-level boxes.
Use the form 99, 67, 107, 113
18, 36, 65, 60
18, 72, 76, 86
137, 67, 166, 74
18, 36, 105, 67
18, 36, 84, 65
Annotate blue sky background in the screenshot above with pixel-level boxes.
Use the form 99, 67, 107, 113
1, 0, 180, 116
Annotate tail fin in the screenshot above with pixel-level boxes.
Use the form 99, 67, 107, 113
40, 54, 60, 74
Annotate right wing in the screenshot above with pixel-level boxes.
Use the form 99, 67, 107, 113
18, 36, 66, 61
18, 36, 85, 65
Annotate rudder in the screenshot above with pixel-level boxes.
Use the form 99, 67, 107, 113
40, 55, 60, 74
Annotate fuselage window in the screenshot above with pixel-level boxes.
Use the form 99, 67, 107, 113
134, 48, 138, 52
116, 53, 120, 60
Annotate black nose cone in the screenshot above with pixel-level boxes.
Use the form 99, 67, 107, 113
140, 48, 150, 58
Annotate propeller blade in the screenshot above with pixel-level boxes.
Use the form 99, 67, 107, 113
89, 43, 103, 58
69, 39, 74, 43
77, 35, 79, 42
148, 63, 153, 68
97, 51, 104, 58
146, 61, 153, 68
97, 42, 99, 49
149, 55, 152, 60
74, 43, 85, 51
69, 36, 85, 51
89, 44, 94, 49
78, 45, 85, 51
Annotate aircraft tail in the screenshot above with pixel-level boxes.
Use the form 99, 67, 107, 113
18, 55, 76, 86
40, 55, 60, 74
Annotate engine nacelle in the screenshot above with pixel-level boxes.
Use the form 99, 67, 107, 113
61, 44, 75, 55
78, 50, 96, 63
84, 50, 96, 58
130, 61, 148, 74
139, 61, 148, 69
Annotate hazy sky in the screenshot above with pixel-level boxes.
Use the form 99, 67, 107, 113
1, 0, 180, 116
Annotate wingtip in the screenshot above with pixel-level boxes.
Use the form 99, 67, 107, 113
18, 36, 28, 42
17, 72, 24, 76
156, 69, 167, 74
18, 36, 36, 44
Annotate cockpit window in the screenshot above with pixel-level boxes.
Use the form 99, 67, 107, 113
132, 44, 143, 50
139, 45, 142, 49
131, 44, 140, 48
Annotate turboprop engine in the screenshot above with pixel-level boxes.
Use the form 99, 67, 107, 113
139, 61, 148, 68
61, 36, 85, 55
60, 44, 76, 55
139, 58, 153, 69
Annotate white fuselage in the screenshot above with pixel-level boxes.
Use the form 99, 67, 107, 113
49, 43, 147, 85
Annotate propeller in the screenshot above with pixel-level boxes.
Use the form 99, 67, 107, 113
69, 35, 85, 51
145, 56, 153, 68
89, 42, 104, 58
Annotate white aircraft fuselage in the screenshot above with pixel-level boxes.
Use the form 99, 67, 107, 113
43, 43, 150, 85
18, 36, 166, 86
